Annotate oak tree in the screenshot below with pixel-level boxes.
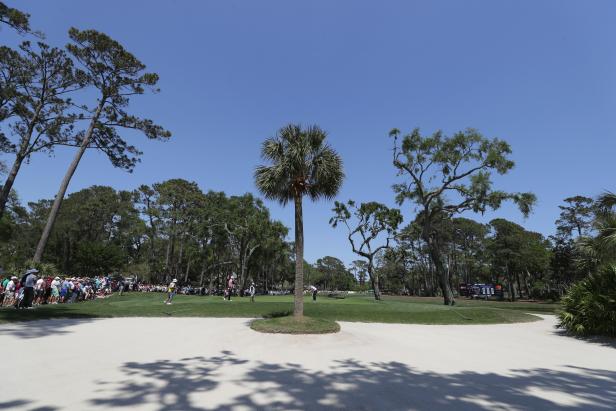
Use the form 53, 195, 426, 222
390, 128, 535, 305
330, 200, 402, 300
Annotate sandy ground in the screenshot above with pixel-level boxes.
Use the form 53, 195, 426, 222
0, 315, 614, 411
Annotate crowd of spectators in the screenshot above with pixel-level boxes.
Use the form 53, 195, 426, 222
0, 270, 214, 310
1, 268, 293, 310
0, 269, 114, 309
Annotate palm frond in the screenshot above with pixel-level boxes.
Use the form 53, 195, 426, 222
254, 123, 344, 204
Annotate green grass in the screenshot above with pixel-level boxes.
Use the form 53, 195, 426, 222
0, 293, 559, 325
383, 295, 562, 314
251, 316, 340, 334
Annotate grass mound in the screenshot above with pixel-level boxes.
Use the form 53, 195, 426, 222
250, 315, 340, 334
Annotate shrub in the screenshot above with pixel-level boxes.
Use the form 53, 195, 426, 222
6, 260, 60, 278
558, 265, 616, 337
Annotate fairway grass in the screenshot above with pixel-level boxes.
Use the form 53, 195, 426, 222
0, 293, 555, 325
251, 316, 341, 334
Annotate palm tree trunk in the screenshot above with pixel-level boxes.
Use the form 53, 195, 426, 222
33, 101, 104, 263
293, 194, 304, 317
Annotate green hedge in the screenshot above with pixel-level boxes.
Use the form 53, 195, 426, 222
558, 265, 616, 337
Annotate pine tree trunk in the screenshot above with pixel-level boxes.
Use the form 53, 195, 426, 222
516, 272, 523, 299
0, 103, 43, 218
507, 265, 516, 302
33, 101, 104, 263
0, 150, 26, 218
293, 194, 304, 317
184, 259, 191, 283
176, 235, 184, 277
199, 261, 207, 287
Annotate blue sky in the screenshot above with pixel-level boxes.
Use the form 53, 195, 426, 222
2, 0, 615, 265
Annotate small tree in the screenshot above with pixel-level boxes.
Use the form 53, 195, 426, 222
151, 179, 204, 280
350, 259, 368, 287
390, 128, 535, 305
223, 194, 271, 291
330, 200, 402, 300
33, 28, 171, 262
556, 196, 594, 238
255, 124, 344, 317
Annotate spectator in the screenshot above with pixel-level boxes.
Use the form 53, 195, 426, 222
34, 275, 45, 305
1, 276, 17, 307
21, 268, 39, 309
50, 276, 61, 304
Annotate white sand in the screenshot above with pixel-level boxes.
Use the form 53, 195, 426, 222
1, 315, 614, 410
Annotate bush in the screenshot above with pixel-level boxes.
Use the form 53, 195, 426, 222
7, 260, 60, 277
327, 291, 348, 299
558, 265, 616, 337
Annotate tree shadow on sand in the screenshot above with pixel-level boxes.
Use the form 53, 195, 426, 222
0, 399, 57, 411
84, 352, 616, 411
89, 351, 247, 411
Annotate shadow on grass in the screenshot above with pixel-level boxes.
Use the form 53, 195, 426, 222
262, 310, 293, 319
2, 352, 597, 411
0, 306, 99, 339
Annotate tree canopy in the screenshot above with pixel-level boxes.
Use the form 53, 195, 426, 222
0, 2, 31, 35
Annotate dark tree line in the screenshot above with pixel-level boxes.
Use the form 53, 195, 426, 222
368, 194, 604, 302
0, 180, 296, 289
0, 178, 362, 293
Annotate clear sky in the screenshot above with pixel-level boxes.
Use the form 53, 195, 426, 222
2, 0, 615, 265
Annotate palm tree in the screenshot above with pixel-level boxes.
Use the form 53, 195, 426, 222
255, 124, 344, 317
575, 192, 616, 272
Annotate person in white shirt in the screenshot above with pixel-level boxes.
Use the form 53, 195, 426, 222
2, 277, 17, 307
34, 277, 45, 305
310, 285, 318, 301
50, 277, 61, 304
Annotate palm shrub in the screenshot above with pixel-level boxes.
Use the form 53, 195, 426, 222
558, 264, 616, 337
7, 260, 60, 278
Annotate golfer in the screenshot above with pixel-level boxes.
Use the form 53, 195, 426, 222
164, 279, 177, 305
310, 285, 318, 301
226, 275, 235, 301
